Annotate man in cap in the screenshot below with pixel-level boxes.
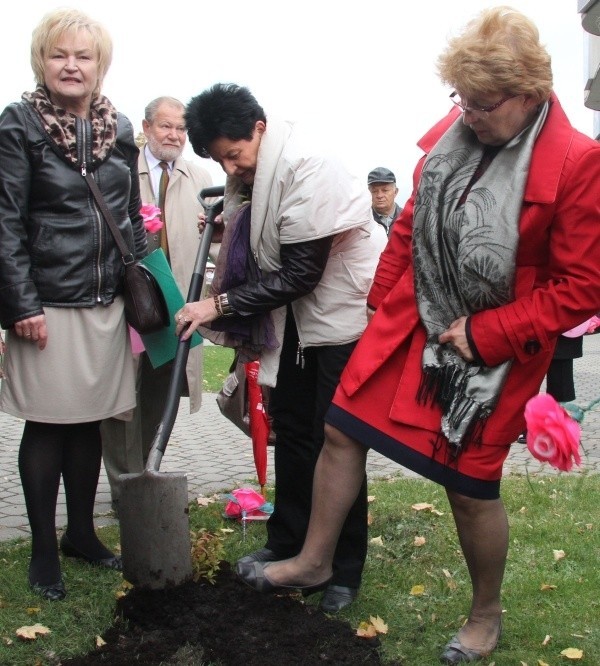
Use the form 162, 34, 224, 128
368, 167, 401, 236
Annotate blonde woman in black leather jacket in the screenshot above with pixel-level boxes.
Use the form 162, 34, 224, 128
0, 9, 146, 601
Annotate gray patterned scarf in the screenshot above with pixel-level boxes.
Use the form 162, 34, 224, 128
413, 104, 548, 452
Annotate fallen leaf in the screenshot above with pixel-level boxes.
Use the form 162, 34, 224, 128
367, 495, 376, 503
412, 502, 434, 511
542, 634, 551, 646
553, 549, 566, 561
115, 591, 126, 600
585, 524, 592, 530
356, 621, 377, 638
540, 583, 557, 591
414, 536, 426, 547
571, 634, 585, 638
410, 584, 425, 596
519, 506, 527, 513
15, 624, 51, 641
26, 607, 41, 614
369, 615, 388, 634
442, 569, 452, 579
219, 528, 234, 533
2, 637, 13, 646
95, 635, 106, 648
196, 496, 217, 506
538, 660, 550, 666
367, 512, 373, 526
431, 509, 445, 516
370, 536, 384, 546
560, 647, 583, 659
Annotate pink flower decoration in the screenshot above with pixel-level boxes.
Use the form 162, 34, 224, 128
223, 487, 272, 520
587, 315, 600, 334
524, 393, 582, 471
140, 204, 163, 233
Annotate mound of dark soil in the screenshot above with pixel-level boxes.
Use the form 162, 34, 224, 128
62, 562, 386, 665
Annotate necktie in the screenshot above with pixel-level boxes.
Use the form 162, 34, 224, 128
158, 161, 170, 259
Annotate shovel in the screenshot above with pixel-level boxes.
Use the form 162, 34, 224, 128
119, 185, 225, 589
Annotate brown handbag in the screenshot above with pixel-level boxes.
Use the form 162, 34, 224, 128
84, 173, 169, 334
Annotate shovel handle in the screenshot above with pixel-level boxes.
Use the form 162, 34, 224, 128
145, 186, 225, 472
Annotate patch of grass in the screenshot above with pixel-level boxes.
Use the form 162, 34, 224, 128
1, 474, 599, 664
201, 345, 234, 393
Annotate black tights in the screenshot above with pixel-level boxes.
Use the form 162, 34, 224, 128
19, 420, 114, 586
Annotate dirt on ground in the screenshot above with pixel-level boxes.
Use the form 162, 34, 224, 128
61, 562, 389, 666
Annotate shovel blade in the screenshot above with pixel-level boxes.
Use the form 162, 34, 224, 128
119, 470, 193, 590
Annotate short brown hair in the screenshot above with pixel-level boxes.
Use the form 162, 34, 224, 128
30, 8, 113, 97
437, 6, 552, 105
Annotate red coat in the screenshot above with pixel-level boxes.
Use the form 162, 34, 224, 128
341, 96, 600, 445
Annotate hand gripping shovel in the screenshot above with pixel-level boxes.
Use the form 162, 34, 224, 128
119, 186, 225, 589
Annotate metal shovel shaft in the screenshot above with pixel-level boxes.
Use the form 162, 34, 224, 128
145, 186, 224, 471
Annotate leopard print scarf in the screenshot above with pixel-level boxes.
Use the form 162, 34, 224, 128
21, 85, 118, 167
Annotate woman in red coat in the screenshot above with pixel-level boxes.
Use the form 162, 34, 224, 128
237, 7, 600, 663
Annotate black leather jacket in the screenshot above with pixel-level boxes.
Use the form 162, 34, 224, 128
0, 101, 147, 329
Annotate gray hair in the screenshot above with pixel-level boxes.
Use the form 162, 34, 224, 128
144, 97, 185, 122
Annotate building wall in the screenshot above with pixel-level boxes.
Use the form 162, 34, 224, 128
579, 0, 600, 138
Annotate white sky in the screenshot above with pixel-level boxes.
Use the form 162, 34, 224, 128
2, 1, 594, 202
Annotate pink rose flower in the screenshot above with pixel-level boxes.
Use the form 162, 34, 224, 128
140, 204, 163, 233
524, 393, 582, 471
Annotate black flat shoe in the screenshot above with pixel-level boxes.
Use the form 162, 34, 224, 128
440, 620, 502, 664
60, 533, 122, 571
30, 579, 66, 601
236, 547, 280, 566
236, 561, 331, 595
318, 584, 358, 611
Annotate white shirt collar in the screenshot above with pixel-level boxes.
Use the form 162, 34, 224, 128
144, 145, 173, 172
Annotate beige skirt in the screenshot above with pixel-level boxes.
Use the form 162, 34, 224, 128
0, 298, 135, 423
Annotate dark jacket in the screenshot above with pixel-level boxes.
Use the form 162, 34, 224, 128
372, 202, 402, 236
0, 101, 146, 329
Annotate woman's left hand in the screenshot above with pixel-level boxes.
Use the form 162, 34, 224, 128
14, 314, 48, 350
174, 298, 219, 340
438, 316, 474, 362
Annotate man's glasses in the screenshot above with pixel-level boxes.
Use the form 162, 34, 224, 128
450, 91, 517, 114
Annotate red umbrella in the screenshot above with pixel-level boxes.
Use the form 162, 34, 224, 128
244, 361, 270, 496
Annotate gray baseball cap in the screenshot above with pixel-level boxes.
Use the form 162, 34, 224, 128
368, 167, 396, 185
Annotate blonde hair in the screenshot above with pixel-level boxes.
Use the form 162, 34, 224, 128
437, 6, 552, 104
30, 8, 113, 96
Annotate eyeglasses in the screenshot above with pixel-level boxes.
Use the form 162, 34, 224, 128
450, 91, 517, 114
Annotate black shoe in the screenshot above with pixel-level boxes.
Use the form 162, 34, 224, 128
517, 432, 527, 444
236, 547, 280, 567
236, 561, 331, 595
60, 533, 122, 571
319, 585, 358, 612
440, 621, 502, 664
30, 579, 66, 601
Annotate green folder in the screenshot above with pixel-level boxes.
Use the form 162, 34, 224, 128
140, 249, 202, 368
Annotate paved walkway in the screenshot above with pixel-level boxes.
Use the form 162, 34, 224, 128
1, 336, 599, 542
